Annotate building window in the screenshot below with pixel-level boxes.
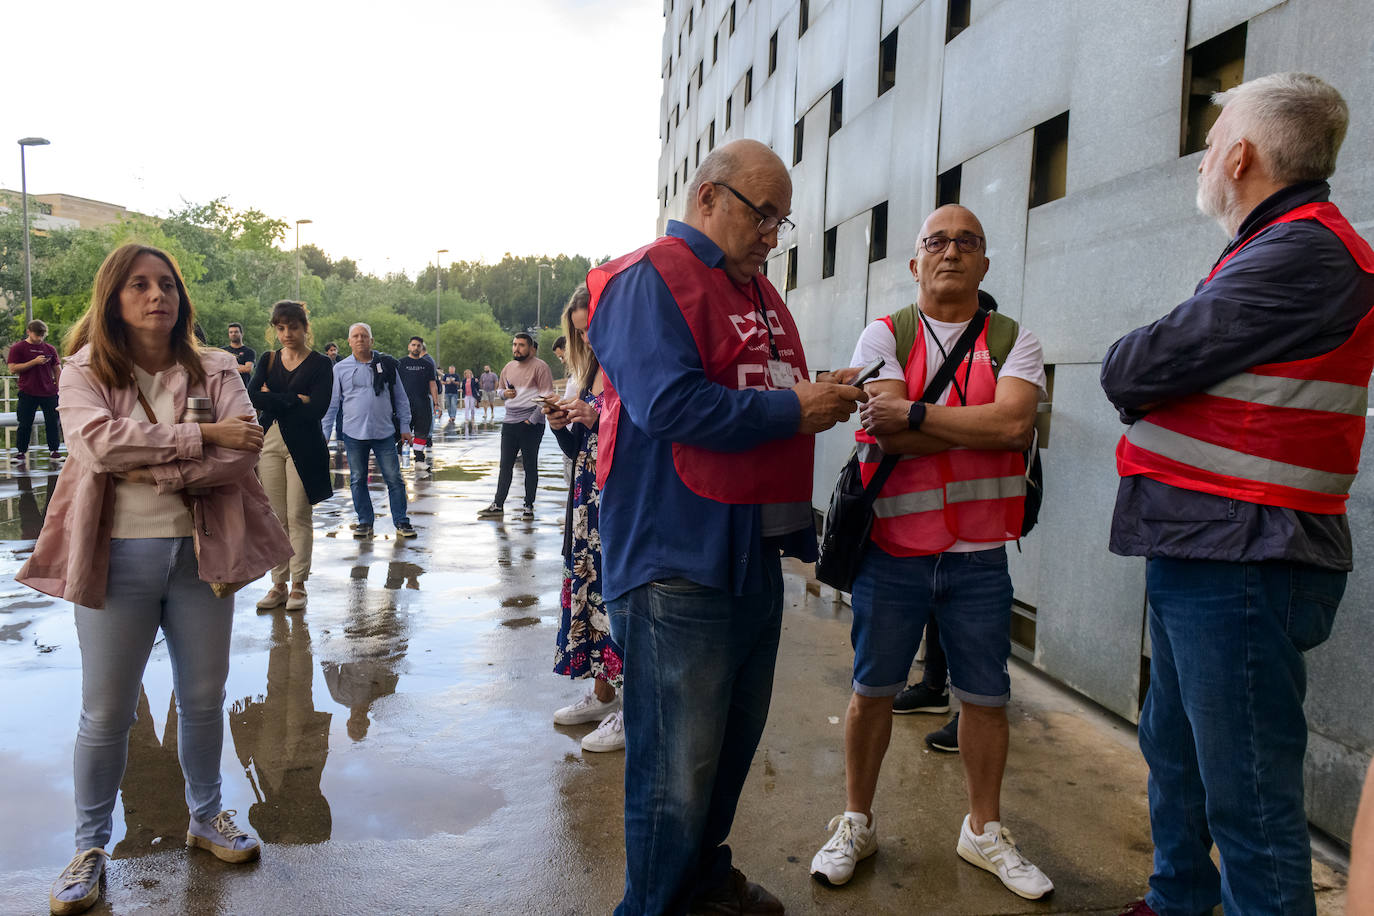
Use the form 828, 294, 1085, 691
673, 172, 679, 195
713, 32, 719, 63
697, 62, 704, 88
675, 105, 680, 126
668, 57, 673, 77
1029, 111, 1070, 207
869, 201, 889, 263
682, 157, 688, 184
678, 32, 682, 56
798, 0, 810, 37
946, 0, 970, 42
726, 96, 733, 129
829, 81, 843, 136
663, 185, 669, 205
785, 247, 798, 291
822, 226, 838, 279
666, 118, 671, 141
688, 6, 694, 33
769, 30, 778, 75
1181, 23, 1247, 156
695, 140, 701, 168
687, 80, 692, 109
709, 119, 716, 150
793, 118, 804, 165
729, 1, 735, 34
937, 164, 962, 206
878, 28, 898, 96
744, 67, 753, 106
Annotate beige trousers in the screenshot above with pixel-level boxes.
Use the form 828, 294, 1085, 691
259, 424, 312, 584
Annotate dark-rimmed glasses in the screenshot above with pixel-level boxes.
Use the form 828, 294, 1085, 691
919, 234, 985, 254
713, 182, 796, 236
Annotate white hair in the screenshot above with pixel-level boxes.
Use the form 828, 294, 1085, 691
1214, 72, 1348, 183
348, 322, 372, 337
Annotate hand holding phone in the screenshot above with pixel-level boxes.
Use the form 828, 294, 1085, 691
851, 357, 886, 387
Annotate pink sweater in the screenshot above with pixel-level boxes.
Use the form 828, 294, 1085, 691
18, 346, 292, 608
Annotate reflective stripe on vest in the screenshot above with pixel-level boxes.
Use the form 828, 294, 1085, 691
872, 473, 1026, 519
1116, 200, 1374, 514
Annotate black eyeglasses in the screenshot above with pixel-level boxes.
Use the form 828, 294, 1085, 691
919, 234, 985, 254
713, 182, 796, 236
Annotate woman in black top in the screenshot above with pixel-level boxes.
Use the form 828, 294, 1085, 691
249, 301, 334, 611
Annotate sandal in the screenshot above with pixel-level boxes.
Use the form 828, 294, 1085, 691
255, 584, 288, 609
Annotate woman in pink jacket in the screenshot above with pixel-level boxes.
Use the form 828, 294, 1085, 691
19, 244, 291, 916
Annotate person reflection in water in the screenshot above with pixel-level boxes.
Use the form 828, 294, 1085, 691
230, 612, 332, 844
321, 561, 414, 741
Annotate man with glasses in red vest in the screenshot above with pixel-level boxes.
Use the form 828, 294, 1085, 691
587, 139, 864, 915
1102, 73, 1373, 916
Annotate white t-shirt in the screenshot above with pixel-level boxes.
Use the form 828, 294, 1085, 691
111, 366, 195, 539
848, 310, 1046, 552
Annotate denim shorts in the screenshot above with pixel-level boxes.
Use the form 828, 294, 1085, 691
849, 544, 1013, 706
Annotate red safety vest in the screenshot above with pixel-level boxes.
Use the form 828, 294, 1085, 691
1117, 202, 1374, 515
857, 313, 1026, 556
587, 235, 814, 504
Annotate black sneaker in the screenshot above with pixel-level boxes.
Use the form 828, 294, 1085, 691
395, 523, 417, 539
925, 712, 960, 753
477, 503, 504, 519
521, 504, 534, 520
893, 682, 951, 715
353, 524, 373, 540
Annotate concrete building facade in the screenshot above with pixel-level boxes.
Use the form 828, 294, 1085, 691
656, 0, 1374, 842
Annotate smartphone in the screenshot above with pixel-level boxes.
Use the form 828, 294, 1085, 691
852, 357, 886, 387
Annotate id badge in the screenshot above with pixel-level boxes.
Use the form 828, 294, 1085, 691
768, 359, 797, 389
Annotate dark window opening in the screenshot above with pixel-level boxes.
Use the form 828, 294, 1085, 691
663, 185, 668, 205
869, 201, 889, 263
793, 118, 804, 165
695, 140, 701, 168
937, 164, 962, 206
878, 28, 898, 96
668, 57, 673, 77
798, 0, 810, 37
785, 247, 798, 291
673, 172, 679, 195
713, 32, 719, 63
666, 118, 671, 141
769, 31, 778, 75
729, 1, 736, 34
682, 158, 688, 184
688, 6, 694, 33
1181, 23, 1247, 156
829, 81, 843, 136
744, 67, 753, 106
946, 0, 970, 42
1029, 111, 1070, 207
726, 96, 733, 129
697, 62, 703, 88
822, 226, 838, 279
686, 81, 692, 109
709, 120, 716, 150
678, 32, 682, 56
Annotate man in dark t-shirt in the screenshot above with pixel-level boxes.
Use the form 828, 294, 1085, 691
6, 320, 63, 464
398, 336, 439, 467
223, 323, 256, 387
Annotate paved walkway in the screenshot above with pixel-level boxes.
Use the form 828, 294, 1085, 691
0, 420, 1348, 914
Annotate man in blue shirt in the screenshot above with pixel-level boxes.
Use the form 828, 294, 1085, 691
588, 139, 863, 915
321, 323, 416, 539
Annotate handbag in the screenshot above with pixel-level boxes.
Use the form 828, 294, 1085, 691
814, 309, 988, 591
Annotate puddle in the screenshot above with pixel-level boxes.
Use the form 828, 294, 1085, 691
429, 466, 483, 482
500, 616, 541, 628
501, 595, 538, 608
0, 621, 31, 641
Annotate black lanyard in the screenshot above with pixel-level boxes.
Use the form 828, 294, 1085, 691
919, 311, 975, 405
750, 278, 781, 361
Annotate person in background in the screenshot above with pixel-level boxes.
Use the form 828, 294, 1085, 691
479, 364, 498, 421
441, 365, 461, 422
323, 342, 343, 446
223, 323, 255, 387
18, 243, 291, 916
324, 342, 340, 362
546, 287, 624, 753
7, 319, 64, 466
1351, 761, 1374, 915
398, 336, 438, 468
460, 368, 480, 427
552, 335, 568, 373
477, 334, 553, 520
250, 301, 334, 612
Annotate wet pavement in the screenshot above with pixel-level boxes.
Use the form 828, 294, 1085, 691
0, 419, 1350, 914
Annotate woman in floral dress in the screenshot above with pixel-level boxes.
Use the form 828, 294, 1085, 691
545, 287, 625, 752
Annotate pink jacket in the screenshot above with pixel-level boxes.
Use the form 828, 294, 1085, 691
17, 346, 293, 608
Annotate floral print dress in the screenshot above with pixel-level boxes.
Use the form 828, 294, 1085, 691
553, 390, 623, 687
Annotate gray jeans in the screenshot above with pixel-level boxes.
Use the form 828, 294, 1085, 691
73, 537, 234, 849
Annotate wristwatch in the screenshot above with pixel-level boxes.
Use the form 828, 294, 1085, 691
907, 402, 927, 431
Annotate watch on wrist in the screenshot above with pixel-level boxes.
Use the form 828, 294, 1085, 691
907, 401, 927, 431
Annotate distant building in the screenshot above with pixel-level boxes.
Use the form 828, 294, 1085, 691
0, 190, 133, 230
657, 0, 1374, 843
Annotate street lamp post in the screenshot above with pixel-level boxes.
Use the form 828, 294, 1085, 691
294, 219, 312, 299
435, 248, 448, 366
536, 262, 554, 342
18, 137, 51, 325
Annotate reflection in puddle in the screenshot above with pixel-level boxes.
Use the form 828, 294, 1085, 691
428, 465, 483, 482
0, 472, 60, 541
501, 595, 538, 608
0, 621, 31, 641
501, 617, 540, 629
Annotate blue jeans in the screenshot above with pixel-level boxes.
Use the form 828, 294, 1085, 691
73, 538, 235, 849
343, 434, 409, 528
1142, 557, 1344, 916
444, 392, 459, 419
607, 552, 784, 915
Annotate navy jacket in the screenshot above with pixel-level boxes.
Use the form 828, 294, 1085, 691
1101, 181, 1374, 571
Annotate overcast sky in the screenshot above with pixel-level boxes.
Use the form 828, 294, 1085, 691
5, 0, 663, 277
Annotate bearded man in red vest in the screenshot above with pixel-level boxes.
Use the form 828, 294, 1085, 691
809, 205, 1053, 900
1102, 73, 1373, 916
587, 139, 864, 915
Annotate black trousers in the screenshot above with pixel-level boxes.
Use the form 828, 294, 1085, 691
17, 393, 61, 455
407, 397, 433, 446
494, 421, 545, 508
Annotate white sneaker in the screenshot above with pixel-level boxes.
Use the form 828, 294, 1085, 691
955, 814, 1053, 900
49, 848, 107, 915
810, 812, 877, 886
186, 809, 261, 864
581, 710, 625, 752
553, 688, 620, 726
